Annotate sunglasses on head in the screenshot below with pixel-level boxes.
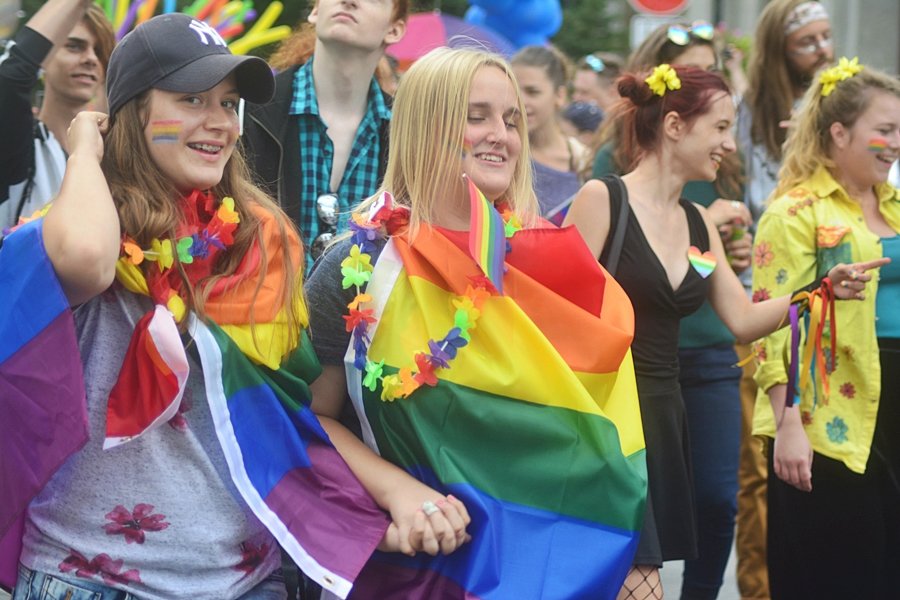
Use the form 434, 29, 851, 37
666, 21, 715, 46
310, 192, 339, 259
583, 54, 606, 73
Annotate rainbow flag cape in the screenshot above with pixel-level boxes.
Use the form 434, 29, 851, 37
0, 219, 390, 597
345, 225, 646, 599
190, 319, 389, 598
0, 220, 89, 587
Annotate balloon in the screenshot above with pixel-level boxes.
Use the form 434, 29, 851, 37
463, 5, 488, 27
466, 0, 562, 50
469, 0, 515, 12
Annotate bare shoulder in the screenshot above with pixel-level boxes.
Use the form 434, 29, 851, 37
563, 179, 613, 258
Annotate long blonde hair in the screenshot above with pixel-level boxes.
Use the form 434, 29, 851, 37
776, 66, 900, 197
102, 92, 304, 343
359, 47, 538, 232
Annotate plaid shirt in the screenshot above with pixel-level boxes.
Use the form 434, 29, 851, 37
290, 59, 390, 270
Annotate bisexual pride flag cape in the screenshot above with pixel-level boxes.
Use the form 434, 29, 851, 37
345, 225, 647, 599
0, 218, 390, 597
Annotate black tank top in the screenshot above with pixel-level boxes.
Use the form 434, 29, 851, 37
599, 176, 711, 380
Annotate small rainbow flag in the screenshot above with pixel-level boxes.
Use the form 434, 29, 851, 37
868, 136, 889, 153
466, 176, 506, 294
150, 119, 182, 143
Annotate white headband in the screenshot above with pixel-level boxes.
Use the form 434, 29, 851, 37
785, 2, 829, 35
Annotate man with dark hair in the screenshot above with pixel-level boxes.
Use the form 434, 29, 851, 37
735, 3, 833, 599
0, 0, 114, 229
242, 0, 407, 271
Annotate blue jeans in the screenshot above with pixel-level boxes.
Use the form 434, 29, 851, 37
678, 345, 742, 600
13, 564, 287, 600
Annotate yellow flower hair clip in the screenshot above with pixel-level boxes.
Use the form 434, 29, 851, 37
819, 57, 863, 97
645, 64, 682, 97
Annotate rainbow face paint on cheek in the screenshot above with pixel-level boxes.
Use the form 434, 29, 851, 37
150, 120, 182, 143
462, 138, 474, 158
868, 136, 889, 153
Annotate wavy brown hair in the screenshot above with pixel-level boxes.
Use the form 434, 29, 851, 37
83, 3, 116, 73
103, 93, 305, 347
745, 0, 819, 161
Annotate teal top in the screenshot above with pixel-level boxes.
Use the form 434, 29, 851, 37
876, 235, 900, 339
592, 143, 735, 349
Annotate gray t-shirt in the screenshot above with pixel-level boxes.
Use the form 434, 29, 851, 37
21, 287, 280, 599
305, 238, 385, 367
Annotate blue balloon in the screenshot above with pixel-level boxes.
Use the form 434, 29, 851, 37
469, 0, 515, 12
511, 32, 551, 48
463, 5, 489, 26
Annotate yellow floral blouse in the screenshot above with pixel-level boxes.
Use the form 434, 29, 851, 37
752, 166, 900, 473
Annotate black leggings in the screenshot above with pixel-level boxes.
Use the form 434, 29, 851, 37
766, 342, 900, 600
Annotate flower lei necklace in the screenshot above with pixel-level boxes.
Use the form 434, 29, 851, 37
342, 191, 521, 402
117, 189, 240, 321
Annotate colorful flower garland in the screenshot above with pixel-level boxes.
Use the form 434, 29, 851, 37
118, 190, 240, 321
342, 192, 521, 402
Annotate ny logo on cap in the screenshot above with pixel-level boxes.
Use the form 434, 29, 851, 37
188, 19, 227, 47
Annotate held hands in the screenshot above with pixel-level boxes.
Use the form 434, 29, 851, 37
379, 481, 471, 557
67, 111, 108, 164
827, 257, 891, 300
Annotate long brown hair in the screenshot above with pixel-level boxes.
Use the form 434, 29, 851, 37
746, 0, 815, 161
103, 93, 305, 344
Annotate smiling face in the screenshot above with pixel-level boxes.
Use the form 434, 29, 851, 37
512, 64, 566, 135
461, 66, 523, 201
42, 22, 104, 106
143, 74, 240, 194
677, 92, 737, 181
831, 90, 900, 189
309, 0, 405, 52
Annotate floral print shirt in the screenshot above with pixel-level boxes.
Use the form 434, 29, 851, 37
752, 166, 900, 473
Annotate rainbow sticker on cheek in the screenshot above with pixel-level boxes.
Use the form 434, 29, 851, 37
868, 136, 889, 153
150, 120, 182, 143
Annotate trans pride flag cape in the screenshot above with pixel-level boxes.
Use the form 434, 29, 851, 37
0, 218, 389, 597
344, 225, 647, 599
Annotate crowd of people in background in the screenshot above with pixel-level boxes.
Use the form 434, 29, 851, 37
1, 0, 899, 599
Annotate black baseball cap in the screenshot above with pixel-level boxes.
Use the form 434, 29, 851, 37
106, 13, 274, 118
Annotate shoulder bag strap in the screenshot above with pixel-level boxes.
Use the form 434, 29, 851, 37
604, 175, 630, 277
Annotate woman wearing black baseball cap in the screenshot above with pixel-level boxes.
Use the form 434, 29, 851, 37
2, 13, 391, 599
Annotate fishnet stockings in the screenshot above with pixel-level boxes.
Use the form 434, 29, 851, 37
616, 565, 663, 600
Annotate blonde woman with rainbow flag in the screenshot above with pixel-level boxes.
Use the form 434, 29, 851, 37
304, 47, 646, 599
751, 58, 900, 599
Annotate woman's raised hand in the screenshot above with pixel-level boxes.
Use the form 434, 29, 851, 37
67, 111, 108, 163
828, 257, 891, 300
